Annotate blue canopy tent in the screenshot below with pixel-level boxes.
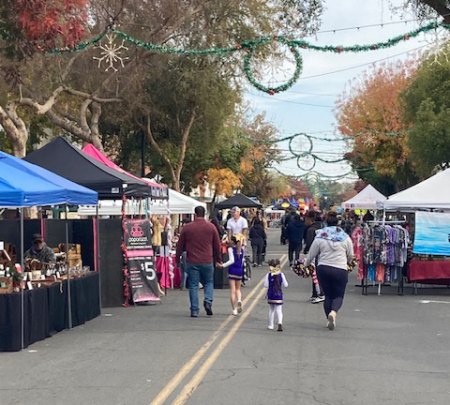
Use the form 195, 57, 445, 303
0, 151, 98, 206
0, 151, 98, 349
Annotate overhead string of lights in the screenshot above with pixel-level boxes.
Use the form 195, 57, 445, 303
44, 20, 450, 94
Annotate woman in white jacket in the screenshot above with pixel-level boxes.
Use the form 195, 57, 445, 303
304, 211, 354, 330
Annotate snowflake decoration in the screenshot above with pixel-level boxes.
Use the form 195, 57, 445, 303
422, 27, 450, 66
93, 34, 129, 72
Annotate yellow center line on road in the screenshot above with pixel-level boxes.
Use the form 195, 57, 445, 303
170, 255, 288, 405
150, 254, 287, 405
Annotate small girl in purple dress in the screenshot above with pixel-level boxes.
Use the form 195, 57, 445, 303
264, 259, 288, 331
220, 234, 245, 315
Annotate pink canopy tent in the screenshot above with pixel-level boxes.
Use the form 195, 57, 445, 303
83, 144, 174, 291
82, 144, 168, 199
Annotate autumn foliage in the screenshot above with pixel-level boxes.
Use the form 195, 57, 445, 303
15, 0, 89, 50
336, 61, 417, 182
207, 168, 242, 197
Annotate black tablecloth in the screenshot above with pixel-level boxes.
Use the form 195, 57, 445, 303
0, 272, 100, 352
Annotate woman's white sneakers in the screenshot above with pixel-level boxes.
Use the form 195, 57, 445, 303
327, 311, 337, 331
237, 301, 243, 313
232, 308, 238, 316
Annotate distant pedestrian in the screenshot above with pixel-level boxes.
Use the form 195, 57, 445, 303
219, 234, 245, 316
226, 206, 249, 244
304, 210, 325, 304
176, 206, 222, 318
304, 211, 354, 331
264, 259, 288, 331
249, 218, 266, 266
285, 213, 305, 266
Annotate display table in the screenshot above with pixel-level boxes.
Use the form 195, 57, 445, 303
408, 259, 450, 284
0, 272, 100, 352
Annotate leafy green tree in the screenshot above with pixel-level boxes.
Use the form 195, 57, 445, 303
402, 49, 450, 176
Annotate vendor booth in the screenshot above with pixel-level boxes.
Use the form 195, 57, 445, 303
82, 143, 168, 200
342, 184, 386, 210
77, 189, 206, 292
381, 168, 450, 289
215, 193, 262, 209
24, 137, 155, 199
79, 144, 203, 294
24, 137, 162, 307
77, 188, 204, 217
0, 151, 99, 351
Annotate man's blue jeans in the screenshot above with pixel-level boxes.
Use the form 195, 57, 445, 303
186, 263, 214, 314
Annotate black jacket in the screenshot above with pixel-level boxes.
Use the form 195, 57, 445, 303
303, 221, 322, 253
249, 223, 266, 241
285, 220, 305, 243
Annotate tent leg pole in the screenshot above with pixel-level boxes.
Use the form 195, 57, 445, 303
96, 205, 102, 312
66, 205, 72, 329
20, 208, 24, 350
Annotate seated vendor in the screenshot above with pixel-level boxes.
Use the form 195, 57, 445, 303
24, 234, 56, 267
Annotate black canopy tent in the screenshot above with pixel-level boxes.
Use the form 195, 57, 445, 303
215, 193, 263, 209
24, 137, 153, 199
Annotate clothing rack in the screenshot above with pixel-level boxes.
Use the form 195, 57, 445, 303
364, 220, 406, 224
353, 222, 409, 296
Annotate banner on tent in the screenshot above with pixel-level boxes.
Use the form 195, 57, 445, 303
413, 212, 450, 256
123, 219, 160, 302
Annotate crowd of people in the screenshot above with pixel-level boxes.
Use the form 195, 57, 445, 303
176, 204, 355, 333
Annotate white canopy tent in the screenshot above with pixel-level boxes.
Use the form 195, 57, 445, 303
382, 168, 450, 210
78, 188, 205, 216
342, 185, 386, 210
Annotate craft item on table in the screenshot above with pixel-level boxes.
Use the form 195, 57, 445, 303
26, 258, 42, 271
291, 259, 315, 278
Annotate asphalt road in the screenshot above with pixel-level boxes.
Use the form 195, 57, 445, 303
2, 228, 450, 405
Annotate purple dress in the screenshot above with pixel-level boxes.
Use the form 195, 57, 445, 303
267, 273, 284, 305
228, 246, 244, 280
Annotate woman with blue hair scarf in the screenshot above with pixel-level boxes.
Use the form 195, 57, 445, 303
304, 211, 354, 331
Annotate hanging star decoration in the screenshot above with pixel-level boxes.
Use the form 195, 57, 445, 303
93, 34, 129, 72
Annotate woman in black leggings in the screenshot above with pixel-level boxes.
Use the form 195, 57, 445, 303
304, 211, 354, 330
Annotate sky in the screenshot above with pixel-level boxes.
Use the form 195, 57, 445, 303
244, 0, 445, 182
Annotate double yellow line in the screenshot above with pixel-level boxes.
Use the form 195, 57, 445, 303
151, 255, 287, 405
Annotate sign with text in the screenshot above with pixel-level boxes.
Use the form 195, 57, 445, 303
123, 219, 160, 303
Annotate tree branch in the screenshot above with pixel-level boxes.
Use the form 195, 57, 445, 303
141, 115, 177, 185
79, 98, 92, 133
18, 86, 65, 114
62, 87, 121, 103
45, 109, 92, 143
175, 110, 196, 183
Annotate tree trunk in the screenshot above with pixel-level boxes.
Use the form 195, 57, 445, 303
420, 0, 450, 23
143, 111, 196, 193
0, 105, 28, 157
